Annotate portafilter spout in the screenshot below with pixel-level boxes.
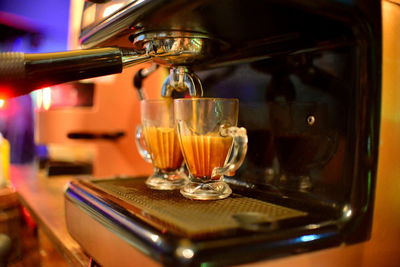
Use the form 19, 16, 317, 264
161, 66, 203, 97
130, 31, 225, 98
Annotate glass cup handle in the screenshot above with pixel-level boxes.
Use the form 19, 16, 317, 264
212, 126, 248, 178
135, 125, 152, 163
309, 132, 339, 169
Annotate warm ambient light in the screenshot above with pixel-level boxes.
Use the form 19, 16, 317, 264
35, 90, 43, 110
103, 3, 124, 18
36, 87, 52, 110
42, 87, 52, 110
0, 99, 5, 109
0, 86, 11, 100
35, 87, 52, 110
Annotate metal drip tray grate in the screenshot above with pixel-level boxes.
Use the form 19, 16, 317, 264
87, 177, 307, 238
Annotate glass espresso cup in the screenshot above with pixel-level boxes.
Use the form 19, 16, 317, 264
135, 99, 187, 190
174, 98, 248, 200
268, 101, 338, 192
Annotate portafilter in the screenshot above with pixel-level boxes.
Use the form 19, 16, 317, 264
0, 31, 224, 98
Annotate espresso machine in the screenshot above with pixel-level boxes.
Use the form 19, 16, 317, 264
3, 0, 381, 266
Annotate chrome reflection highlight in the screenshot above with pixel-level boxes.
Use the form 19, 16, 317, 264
176, 246, 195, 259
298, 234, 319, 242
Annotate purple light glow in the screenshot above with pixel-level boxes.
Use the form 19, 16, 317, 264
0, 0, 71, 163
0, 0, 70, 52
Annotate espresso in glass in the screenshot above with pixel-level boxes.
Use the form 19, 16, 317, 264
143, 126, 183, 171
179, 134, 233, 180
135, 99, 187, 190
174, 98, 248, 200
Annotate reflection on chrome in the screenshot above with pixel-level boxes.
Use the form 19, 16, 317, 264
149, 233, 160, 243
176, 246, 195, 259
342, 205, 353, 218
299, 234, 319, 242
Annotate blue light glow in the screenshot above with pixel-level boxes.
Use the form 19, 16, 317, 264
298, 234, 320, 242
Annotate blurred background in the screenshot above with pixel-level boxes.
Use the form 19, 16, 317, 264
0, 0, 70, 165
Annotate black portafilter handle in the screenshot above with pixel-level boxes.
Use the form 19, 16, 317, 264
0, 47, 142, 98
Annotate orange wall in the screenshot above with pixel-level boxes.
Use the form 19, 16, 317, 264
35, 64, 167, 177
34, 0, 168, 177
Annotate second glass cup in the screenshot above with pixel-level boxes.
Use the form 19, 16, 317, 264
174, 98, 248, 200
136, 99, 187, 190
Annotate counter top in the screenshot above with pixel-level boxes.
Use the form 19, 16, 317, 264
10, 165, 89, 267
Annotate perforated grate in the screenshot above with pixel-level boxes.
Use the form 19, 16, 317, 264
91, 177, 307, 238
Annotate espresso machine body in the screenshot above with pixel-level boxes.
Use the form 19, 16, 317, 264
65, 0, 381, 265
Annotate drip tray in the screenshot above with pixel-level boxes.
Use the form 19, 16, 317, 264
65, 177, 338, 266
91, 177, 306, 238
